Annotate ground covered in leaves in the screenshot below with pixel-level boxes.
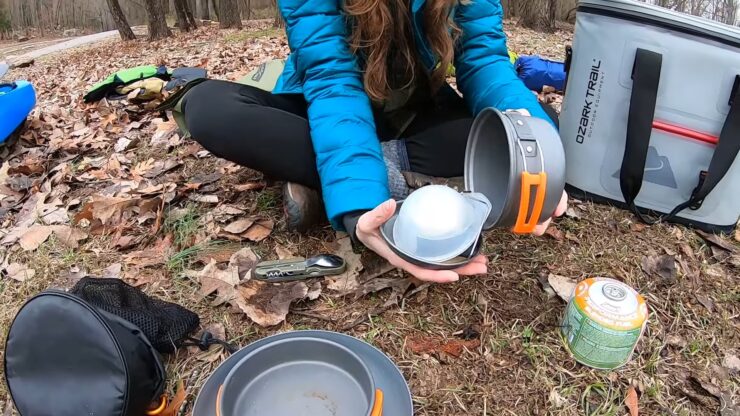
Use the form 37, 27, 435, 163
1, 21, 739, 416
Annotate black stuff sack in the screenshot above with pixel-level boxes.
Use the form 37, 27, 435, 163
4, 290, 167, 416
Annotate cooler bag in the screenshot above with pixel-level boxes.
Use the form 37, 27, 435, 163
560, 0, 740, 233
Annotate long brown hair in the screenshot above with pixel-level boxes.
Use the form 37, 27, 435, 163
344, 0, 458, 103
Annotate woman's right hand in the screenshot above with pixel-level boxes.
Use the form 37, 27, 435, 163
355, 199, 488, 283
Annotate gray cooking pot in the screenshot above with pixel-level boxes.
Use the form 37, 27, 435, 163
465, 108, 566, 233
217, 337, 384, 416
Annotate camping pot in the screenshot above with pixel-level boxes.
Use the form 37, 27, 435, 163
465, 108, 566, 233
217, 337, 383, 416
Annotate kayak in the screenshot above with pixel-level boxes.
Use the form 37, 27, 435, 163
0, 80, 36, 145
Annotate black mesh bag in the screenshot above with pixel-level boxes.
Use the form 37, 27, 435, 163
70, 277, 200, 353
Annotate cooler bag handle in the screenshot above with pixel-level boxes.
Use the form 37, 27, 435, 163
619, 49, 740, 224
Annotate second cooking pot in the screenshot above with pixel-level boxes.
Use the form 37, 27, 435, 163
465, 108, 566, 233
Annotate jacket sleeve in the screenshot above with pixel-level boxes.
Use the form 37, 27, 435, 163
279, 0, 390, 229
453, 0, 555, 126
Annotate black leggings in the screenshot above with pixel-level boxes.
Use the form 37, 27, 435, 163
181, 79, 557, 189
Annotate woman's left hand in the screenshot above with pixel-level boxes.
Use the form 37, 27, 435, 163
532, 190, 568, 236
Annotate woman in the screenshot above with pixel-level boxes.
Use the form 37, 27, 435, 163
180, 0, 567, 283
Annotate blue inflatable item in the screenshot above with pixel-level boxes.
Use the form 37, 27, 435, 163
1, 80, 36, 144
515, 55, 566, 92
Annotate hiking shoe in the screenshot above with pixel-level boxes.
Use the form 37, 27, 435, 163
283, 182, 324, 232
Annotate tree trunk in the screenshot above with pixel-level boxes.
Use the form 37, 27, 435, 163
219, 0, 241, 28
272, 0, 283, 27
199, 0, 210, 19
184, 0, 198, 27
211, 0, 219, 20
144, 0, 172, 39
105, 0, 136, 40
519, 0, 555, 32
173, 0, 193, 31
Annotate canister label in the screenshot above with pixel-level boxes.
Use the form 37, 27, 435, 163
562, 278, 648, 369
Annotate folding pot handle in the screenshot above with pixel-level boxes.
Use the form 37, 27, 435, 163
215, 385, 224, 416
513, 172, 548, 234
146, 395, 167, 416
370, 389, 384, 416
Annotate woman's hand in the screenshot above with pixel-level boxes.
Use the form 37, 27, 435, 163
532, 190, 568, 236
355, 199, 488, 283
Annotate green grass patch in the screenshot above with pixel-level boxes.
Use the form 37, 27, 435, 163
223, 28, 282, 43
164, 205, 202, 249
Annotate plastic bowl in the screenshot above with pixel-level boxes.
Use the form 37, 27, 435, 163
392, 185, 491, 263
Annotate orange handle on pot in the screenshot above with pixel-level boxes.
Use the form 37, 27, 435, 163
513, 172, 547, 234
371, 389, 384, 416
146, 395, 167, 416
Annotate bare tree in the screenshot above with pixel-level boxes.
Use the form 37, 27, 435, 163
184, 0, 197, 27
105, 0, 136, 40
219, 0, 241, 28
143, 0, 172, 39
519, 0, 556, 32
198, 0, 209, 19
173, 0, 195, 30
272, 0, 283, 27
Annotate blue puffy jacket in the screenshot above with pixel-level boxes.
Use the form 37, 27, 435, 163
275, 0, 552, 229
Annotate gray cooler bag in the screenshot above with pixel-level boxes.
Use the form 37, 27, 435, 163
560, 0, 740, 233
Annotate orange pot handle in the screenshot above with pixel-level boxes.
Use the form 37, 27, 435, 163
512, 172, 548, 234
371, 389, 384, 416
146, 395, 167, 416
215, 385, 224, 416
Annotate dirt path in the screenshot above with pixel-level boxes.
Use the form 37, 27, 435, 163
0, 26, 146, 61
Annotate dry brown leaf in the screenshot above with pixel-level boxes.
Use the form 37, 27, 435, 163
103, 263, 123, 279
230, 247, 260, 279
735, 227, 740, 243
696, 230, 737, 253
625, 386, 639, 416
544, 226, 564, 241
62, 265, 88, 285
630, 223, 647, 232
122, 236, 173, 269
192, 259, 241, 305
275, 245, 295, 260
194, 245, 240, 264
223, 218, 255, 234
19, 225, 53, 251
242, 219, 274, 242
74, 196, 139, 226
51, 225, 88, 248
237, 280, 309, 327
641, 254, 677, 284
234, 182, 266, 192
5, 263, 36, 281
406, 336, 480, 358
188, 194, 219, 204
695, 293, 715, 313
666, 335, 687, 349
723, 354, 740, 373
326, 235, 362, 292
548, 274, 577, 302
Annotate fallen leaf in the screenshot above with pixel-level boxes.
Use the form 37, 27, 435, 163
122, 236, 173, 268
695, 293, 715, 313
142, 159, 183, 179
237, 280, 309, 327
242, 219, 273, 242
4, 263, 36, 281
326, 235, 363, 292
62, 265, 88, 285
564, 206, 582, 219
545, 226, 564, 241
696, 230, 737, 253
103, 263, 123, 279
223, 218, 255, 234
51, 225, 88, 248
689, 375, 739, 416
234, 182, 266, 192
191, 259, 241, 305
307, 281, 322, 300
353, 277, 412, 300
630, 223, 647, 232
537, 271, 556, 298
549, 389, 567, 408
74, 196, 139, 226
194, 245, 239, 264
666, 335, 687, 349
229, 247, 260, 279
641, 254, 677, 284
625, 386, 639, 416
203, 323, 227, 342
275, 245, 295, 260
19, 225, 53, 251
160, 379, 186, 416
188, 194, 219, 204
723, 354, 740, 373
185, 172, 222, 188
548, 274, 577, 302
406, 336, 480, 358
114, 137, 135, 152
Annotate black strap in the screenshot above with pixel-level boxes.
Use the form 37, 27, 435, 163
182, 331, 238, 354
619, 49, 663, 223
619, 50, 740, 224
